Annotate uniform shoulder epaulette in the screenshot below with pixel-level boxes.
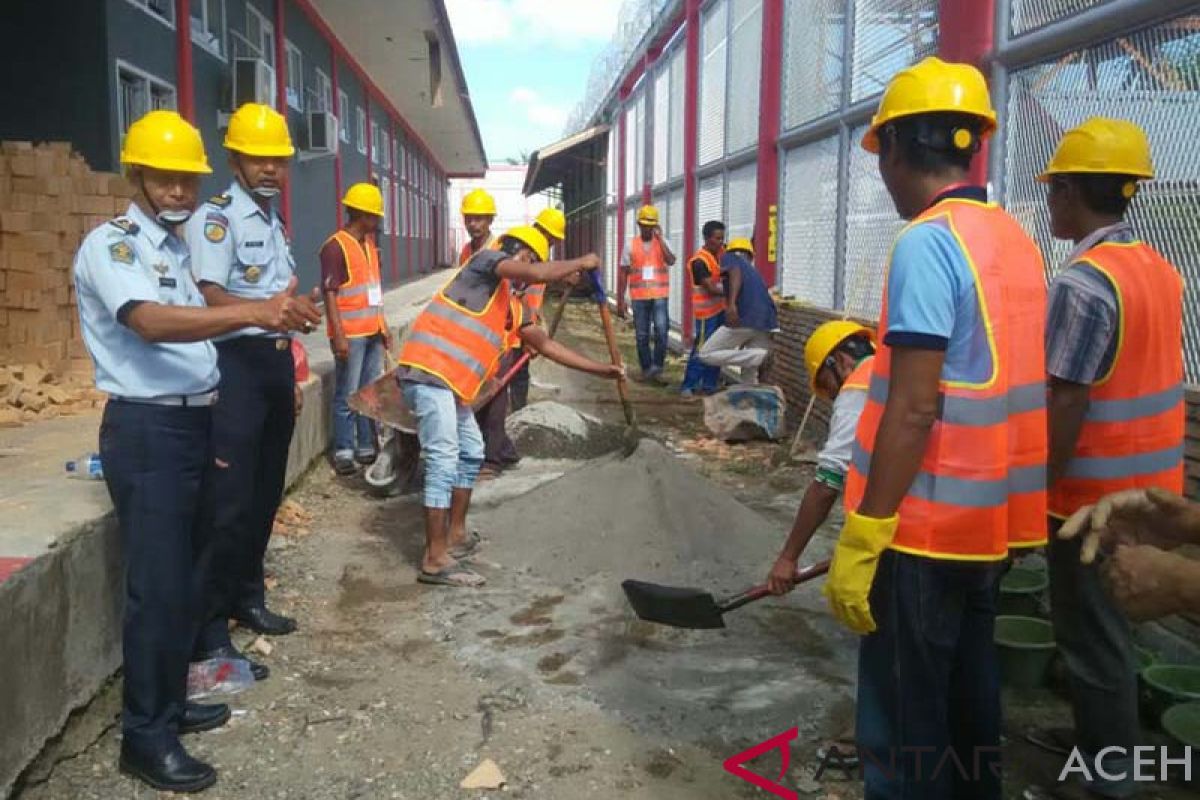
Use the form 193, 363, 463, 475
206, 193, 233, 209
108, 216, 139, 235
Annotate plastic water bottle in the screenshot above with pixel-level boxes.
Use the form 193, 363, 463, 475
65, 453, 104, 480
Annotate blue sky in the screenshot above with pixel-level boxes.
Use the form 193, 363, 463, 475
445, 0, 622, 164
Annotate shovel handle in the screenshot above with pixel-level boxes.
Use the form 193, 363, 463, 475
717, 559, 832, 614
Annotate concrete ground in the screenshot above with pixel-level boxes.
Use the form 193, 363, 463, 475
13, 301, 1196, 799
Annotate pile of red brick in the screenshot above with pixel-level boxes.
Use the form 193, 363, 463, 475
0, 363, 105, 426
0, 141, 131, 375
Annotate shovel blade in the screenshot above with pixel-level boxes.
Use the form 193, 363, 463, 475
349, 367, 417, 433
621, 579, 726, 630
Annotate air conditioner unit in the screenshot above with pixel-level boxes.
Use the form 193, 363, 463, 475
233, 57, 275, 108
306, 111, 338, 155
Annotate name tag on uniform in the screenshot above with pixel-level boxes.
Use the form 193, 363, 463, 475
367, 285, 383, 306
642, 266, 657, 281
159, 277, 178, 288
244, 240, 265, 248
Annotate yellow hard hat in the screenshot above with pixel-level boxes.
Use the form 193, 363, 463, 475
461, 188, 497, 216
1038, 117, 1154, 182
861, 57, 997, 154
636, 205, 659, 226
503, 225, 549, 262
224, 103, 295, 157
535, 207, 566, 241
805, 321, 874, 399
342, 182, 384, 216
726, 238, 755, 258
120, 110, 212, 174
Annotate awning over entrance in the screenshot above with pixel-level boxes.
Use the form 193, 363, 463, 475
522, 125, 610, 197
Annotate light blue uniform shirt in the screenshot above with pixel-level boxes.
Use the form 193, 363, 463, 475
187, 181, 294, 339
73, 203, 219, 399
884, 217, 993, 385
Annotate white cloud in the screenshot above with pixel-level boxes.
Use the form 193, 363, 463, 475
446, 0, 621, 47
510, 86, 538, 105
509, 86, 569, 132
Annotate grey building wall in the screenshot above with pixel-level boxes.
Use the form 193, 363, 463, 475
0, 1, 110, 170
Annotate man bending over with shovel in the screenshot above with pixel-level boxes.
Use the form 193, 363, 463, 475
397, 226, 624, 587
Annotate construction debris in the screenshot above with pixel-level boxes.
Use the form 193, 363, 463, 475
248, 636, 274, 657
460, 758, 506, 790
272, 499, 314, 538
703, 385, 787, 442
0, 363, 104, 425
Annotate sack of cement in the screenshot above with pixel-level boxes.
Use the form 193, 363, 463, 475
703, 385, 787, 442
507, 401, 623, 459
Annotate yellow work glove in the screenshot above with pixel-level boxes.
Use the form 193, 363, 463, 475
822, 510, 899, 635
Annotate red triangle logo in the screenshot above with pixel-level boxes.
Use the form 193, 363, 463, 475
722, 727, 800, 800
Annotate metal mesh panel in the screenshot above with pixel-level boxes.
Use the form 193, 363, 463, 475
653, 66, 670, 186
844, 124, 903, 319
669, 45, 685, 179
1011, 0, 1109, 37
623, 104, 636, 195
779, 137, 839, 306
727, 0, 763, 154
783, 0, 847, 131
699, 0, 728, 165
1001, 20, 1200, 382
726, 162, 758, 243
635, 91, 647, 191
664, 188, 686, 324
607, 119, 619, 202
698, 173, 726, 241
606, 209, 618, 294
850, 0, 939, 103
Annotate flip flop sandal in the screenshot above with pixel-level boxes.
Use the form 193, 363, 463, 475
449, 529, 482, 560
815, 740, 859, 768
417, 564, 485, 588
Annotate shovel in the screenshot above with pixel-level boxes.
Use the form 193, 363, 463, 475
621, 560, 830, 629
586, 269, 639, 454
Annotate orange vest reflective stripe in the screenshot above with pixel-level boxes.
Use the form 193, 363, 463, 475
459, 235, 497, 267
844, 199, 1049, 560
522, 283, 546, 317
326, 230, 384, 338
1048, 241, 1184, 517
690, 248, 726, 320
397, 268, 511, 402
841, 355, 874, 393
628, 237, 670, 300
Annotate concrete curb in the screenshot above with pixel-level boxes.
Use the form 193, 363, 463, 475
0, 274, 443, 797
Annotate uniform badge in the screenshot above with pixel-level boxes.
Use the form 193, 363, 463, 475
108, 217, 139, 235
207, 193, 233, 209
244, 265, 262, 284
109, 241, 134, 264
153, 263, 169, 275
205, 220, 227, 243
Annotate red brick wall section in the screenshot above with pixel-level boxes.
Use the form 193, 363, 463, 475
771, 301, 1200, 502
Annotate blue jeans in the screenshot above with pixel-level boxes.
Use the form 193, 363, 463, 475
680, 312, 724, 393
632, 297, 669, 374
332, 334, 384, 459
857, 550, 1005, 800
401, 380, 484, 509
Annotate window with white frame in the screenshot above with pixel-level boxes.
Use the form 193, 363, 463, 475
284, 41, 302, 110
127, 0, 174, 26
380, 175, 392, 235
337, 89, 349, 142
356, 107, 367, 154
246, 5, 275, 67
117, 63, 176, 138
189, 0, 224, 56
313, 68, 331, 113
370, 121, 380, 163
380, 127, 391, 169
396, 141, 406, 180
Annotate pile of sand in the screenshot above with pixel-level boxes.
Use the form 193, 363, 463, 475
507, 401, 622, 460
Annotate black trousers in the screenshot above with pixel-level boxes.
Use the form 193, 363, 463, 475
196, 337, 294, 652
474, 351, 519, 467
100, 400, 211, 751
508, 346, 531, 412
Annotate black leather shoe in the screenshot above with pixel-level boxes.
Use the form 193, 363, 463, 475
179, 702, 231, 735
234, 605, 297, 636
194, 645, 270, 681
119, 741, 216, 793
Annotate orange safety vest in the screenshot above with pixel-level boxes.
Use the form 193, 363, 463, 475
690, 248, 726, 320
1048, 241, 1184, 518
459, 235, 497, 267
841, 355, 874, 393
325, 230, 384, 338
397, 270, 512, 402
844, 199, 1049, 560
628, 237, 670, 300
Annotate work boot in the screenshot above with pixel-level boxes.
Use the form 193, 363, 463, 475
234, 604, 297, 636
179, 702, 231, 735
119, 740, 216, 793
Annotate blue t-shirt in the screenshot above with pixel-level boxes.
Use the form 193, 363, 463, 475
883, 215, 993, 385
719, 252, 778, 332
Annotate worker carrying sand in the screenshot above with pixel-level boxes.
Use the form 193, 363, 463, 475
459, 188, 497, 265
766, 321, 874, 594
824, 58, 1048, 799
396, 227, 624, 588
1057, 488, 1200, 621
1024, 118, 1184, 800
73, 110, 319, 793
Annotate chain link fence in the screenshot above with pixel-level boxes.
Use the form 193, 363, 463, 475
999, 15, 1200, 382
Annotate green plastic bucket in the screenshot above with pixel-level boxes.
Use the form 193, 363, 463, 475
1142, 665, 1200, 727
998, 568, 1048, 617
1162, 701, 1200, 750
995, 615, 1056, 689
